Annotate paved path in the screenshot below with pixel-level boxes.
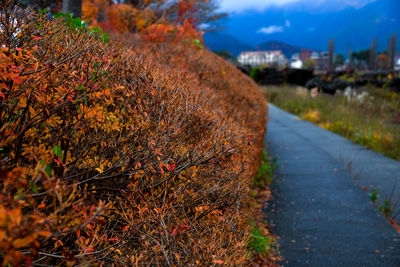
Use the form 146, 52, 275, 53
264, 104, 400, 266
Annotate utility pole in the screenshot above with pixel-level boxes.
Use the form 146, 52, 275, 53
369, 37, 377, 71
62, 0, 82, 18
387, 33, 397, 70
328, 38, 335, 71
348, 45, 354, 69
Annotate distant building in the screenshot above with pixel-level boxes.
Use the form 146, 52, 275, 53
294, 50, 330, 70
290, 53, 303, 69
291, 53, 300, 60
395, 56, 400, 71
311, 52, 329, 70
299, 50, 313, 62
237, 51, 287, 67
290, 59, 303, 69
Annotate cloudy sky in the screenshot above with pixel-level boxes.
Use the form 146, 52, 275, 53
218, 0, 377, 13
207, 0, 399, 55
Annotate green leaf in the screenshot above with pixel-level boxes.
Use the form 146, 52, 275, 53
44, 164, 52, 177
192, 39, 203, 49
39, 9, 47, 16
53, 145, 63, 160
84, 90, 88, 106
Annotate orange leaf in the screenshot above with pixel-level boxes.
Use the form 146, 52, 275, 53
38, 231, 51, 237
12, 236, 33, 248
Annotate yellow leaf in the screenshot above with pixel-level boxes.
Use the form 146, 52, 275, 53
19, 97, 27, 108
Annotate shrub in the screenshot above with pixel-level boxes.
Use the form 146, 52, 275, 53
250, 67, 260, 82
0, 1, 267, 265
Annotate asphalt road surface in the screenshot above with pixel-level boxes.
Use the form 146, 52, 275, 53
265, 104, 400, 266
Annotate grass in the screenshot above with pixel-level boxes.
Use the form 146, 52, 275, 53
248, 150, 280, 263
248, 224, 274, 256
263, 85, 400, 161
253, 151, 279, 189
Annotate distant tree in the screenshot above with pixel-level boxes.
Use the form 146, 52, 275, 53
328, 38, 335, 71
387, 33, 397, 70
369, 37, 377, 70
377, 53, 389, 69
352, 49, 369, 63
214, 50, 237, 63
334, 54, 344, 67
18, 0, 61, 12
302, 58, 316, 70
164, 0, 227, 32
62, 0, 82, 17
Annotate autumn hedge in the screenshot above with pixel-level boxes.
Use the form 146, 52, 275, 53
0, 2, 267, 265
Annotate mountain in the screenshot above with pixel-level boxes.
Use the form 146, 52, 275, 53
255, 41, 310, 58
214, 0, 400, 56
203, 32, 253, 57
204, 32, 311, 58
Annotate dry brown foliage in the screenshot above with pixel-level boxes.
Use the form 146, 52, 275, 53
0, 1, 267, 265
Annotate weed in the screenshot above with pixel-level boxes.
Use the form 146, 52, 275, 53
301, 109, 321, 123
263, 86, 400, 161
369, 189, 379, 203
379, 181, 400, 218
253, 151, 278, 188
380, 199, 394, 217
248, 225, 274, 256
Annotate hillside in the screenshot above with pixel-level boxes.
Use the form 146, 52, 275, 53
0, 1, 268, 265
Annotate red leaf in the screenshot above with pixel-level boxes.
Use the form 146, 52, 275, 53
213, 259, 224, 265
159, 162, 164, 174
171, 227, 178, 236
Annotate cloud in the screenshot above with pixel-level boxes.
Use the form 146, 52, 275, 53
217, 0, 376, 13
257, 19, 291, 35
340, 0, 376, 9
198, 23, 211, 30
257, 25, 285, 34
218, 0, 299, 13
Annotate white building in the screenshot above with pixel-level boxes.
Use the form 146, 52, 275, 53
290, 53, 303, 69
395, 57, 400, 71
290, 59, 303, 69
238, 51, 288, 67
